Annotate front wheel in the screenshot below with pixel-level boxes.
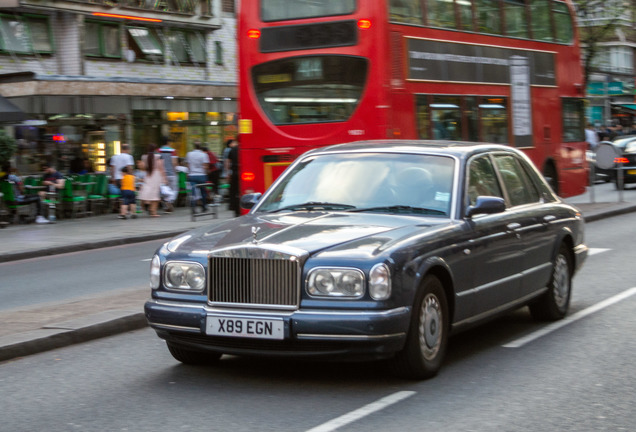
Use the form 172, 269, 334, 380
390, 275, 449, 380
529, 244, 572, 321
166, 342, 222, 365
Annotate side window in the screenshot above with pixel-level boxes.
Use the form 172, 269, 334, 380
562, 98, 585, 142
494, 154, 540, 206
467, 156, 503, 206
389, 0, 424, 25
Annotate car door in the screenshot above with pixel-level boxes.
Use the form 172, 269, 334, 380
453, 154, 524, 322
493, 153, 555, 299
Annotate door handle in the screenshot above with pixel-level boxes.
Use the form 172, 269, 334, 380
543, 215, 557, 223
506, 222, 521, 230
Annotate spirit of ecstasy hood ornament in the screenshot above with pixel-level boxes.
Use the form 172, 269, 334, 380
251, 226, 261, 244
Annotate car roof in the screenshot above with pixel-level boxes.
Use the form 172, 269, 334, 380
305, 140, 521, 160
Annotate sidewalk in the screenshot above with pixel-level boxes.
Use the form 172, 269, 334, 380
1, 184, 636, 362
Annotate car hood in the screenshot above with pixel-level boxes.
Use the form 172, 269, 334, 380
164, 211, 453, 259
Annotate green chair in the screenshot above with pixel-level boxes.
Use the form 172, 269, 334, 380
0, 181, 36, 223
83, 174, 105, 215
176, 171, 188, 207
62, 177, 87, 218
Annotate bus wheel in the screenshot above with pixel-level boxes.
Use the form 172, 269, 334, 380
543, 164, 559, 195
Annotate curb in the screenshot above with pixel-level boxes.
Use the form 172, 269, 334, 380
0, 230, 187, 264
0, 311, 148, 362
581, 203, 636, 223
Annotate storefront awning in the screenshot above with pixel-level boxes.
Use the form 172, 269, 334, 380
0, 95, 27, 123
612, 103, 636, 111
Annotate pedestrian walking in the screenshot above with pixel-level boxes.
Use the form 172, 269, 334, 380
109, 143, 134, 189
118, 166, 137, 219
138, 145, 166, 217
224, 138, 240, 217
158, 136, 178, 213
185, 141, 209, 212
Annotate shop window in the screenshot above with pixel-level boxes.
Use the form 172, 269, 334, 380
215, 41, 223, 65
127, 26, 163, 61
222, 0, 236, 14
85, 21, 121, 58
167, 30, 206, 64
0, 14, 52, 54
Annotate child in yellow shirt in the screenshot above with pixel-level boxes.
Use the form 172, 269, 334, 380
119, 166, 137, 219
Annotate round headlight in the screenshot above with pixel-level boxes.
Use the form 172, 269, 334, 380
186, 266, 206, 291
311, 270, 335, 295
340, 272, 364, 296
150, 255, 161, 289
167, 265, 186, 287
369, 263, 391, 300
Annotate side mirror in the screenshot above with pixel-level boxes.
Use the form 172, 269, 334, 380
466, 196, 506, 218
240, 193, 262, 210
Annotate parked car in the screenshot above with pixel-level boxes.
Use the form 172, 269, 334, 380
607, 136, 636, 189
145, 140, 587, 379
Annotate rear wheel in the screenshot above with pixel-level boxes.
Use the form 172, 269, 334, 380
529, 244, 572, 321
166, 342, 222, 365
390, 275, 448, 380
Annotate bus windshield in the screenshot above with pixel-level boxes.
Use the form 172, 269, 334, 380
253, 56, 367, 125
261, 0, 356, 22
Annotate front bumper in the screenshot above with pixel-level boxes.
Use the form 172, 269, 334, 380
145, 299, 411, 359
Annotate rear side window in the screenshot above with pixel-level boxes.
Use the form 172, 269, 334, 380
494, 154, 540, 206
466, 155, 504, 206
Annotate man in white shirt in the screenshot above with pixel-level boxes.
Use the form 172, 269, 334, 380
185, 141, 210, 210
110, 143, 135, 188
585, 123, 599, 151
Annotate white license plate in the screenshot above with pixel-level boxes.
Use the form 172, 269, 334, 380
205, 315, 284, 340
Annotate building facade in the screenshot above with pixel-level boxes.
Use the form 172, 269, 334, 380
578, 0, 636, 130
0, 0, 237, 174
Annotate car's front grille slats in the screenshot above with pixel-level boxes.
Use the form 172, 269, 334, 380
209, 256, 299, 309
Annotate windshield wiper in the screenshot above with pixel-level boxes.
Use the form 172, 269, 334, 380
348, 205, 446, 215
269, 201, 357, 213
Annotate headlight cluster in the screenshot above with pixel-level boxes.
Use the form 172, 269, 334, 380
307, 264, 391, 300
164, 261, 206, 291
150, 255, 161, 289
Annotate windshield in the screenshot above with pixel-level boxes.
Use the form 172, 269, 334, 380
255, 152, 455, 217
261, 0, 356, 21
253, 56, 367, 125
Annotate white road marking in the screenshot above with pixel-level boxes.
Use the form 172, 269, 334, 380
140, 258, 152, 262
588, 248, 611, 256
503, 286, 636, 348
305, 391, 416, 432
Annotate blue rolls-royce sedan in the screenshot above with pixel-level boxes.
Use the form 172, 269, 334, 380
145, 140, 587, 379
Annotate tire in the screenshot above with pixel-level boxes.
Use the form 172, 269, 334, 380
529, 244, 572, 321
166, 342, 222, 365
390, 275, 449, 380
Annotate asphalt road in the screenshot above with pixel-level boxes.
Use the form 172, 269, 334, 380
0, 238, 165, 311
0, 213, 635, 431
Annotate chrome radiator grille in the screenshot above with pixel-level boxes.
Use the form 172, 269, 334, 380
208, 256, 300, 308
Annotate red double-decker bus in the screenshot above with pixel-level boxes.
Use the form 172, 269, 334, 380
238, 0, 587, 197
